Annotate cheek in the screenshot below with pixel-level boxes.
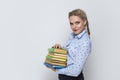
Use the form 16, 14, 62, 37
77, 24, 82, 28
70, 25, 75, 29
78, 24, 85, 29
70, 25, 73, 29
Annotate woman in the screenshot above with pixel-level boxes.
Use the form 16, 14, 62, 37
49, 9, 91, 80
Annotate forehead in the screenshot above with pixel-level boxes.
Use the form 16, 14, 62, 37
69, 15, 83, 22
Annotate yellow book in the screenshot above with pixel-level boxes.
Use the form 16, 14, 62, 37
47, 53, 67, 59
46, 56, 66, 61
53, 53, 67, 57
45, 59, 66, 66
46, 58, 66, 64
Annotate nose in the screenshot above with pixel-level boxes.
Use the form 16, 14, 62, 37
72, 24, 76, 29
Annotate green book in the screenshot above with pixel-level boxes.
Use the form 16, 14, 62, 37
48, 48, 67, 54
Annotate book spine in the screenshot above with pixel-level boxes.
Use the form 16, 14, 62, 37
45, 60, 66, 66
48, 48, 67, 54
46, 56, 67, 61
47, 54, 67, 59
46, 58, 66, 64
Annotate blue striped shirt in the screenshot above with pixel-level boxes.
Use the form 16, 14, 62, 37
56, 29, 91, 77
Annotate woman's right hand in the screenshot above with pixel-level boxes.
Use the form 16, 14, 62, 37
46, 66, 56, 72
52, 44, 62, 48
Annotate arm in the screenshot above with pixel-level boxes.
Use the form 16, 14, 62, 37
56, 40, 91, 77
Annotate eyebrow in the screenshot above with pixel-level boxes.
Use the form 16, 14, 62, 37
70, 22, 73, 25
75, 21, 80, 23
70, 21, 80, 24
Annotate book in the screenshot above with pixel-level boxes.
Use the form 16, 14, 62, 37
47, 54, 67, 60
46, 58, 66, 64
45, 59, 66, 66
46, 56, 66, 61
44, 63, 66, 69
44, 48, 67, 69
48, 48, 67, 54
49, 53, 67, 57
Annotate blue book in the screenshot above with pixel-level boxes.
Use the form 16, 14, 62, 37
44, 62, 66, 69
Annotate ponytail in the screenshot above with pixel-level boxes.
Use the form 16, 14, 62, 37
86, 20, 90, 35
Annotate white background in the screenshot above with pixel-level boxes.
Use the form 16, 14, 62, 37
0, 0, 120, 80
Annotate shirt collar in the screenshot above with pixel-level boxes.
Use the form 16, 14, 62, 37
71, 29, 86, 39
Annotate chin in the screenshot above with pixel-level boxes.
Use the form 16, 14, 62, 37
74, 33, 78, 35
74, 32, 80, 35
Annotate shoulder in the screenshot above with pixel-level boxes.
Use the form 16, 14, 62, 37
78, 32, 91, 48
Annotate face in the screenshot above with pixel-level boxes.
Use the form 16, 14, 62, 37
69, 15, 86, 35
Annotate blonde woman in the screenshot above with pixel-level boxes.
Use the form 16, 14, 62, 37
50, 9, 91, 80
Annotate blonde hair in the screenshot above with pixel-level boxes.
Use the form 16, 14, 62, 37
68, 9, 90, 35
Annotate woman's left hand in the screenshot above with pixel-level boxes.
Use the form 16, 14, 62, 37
46, 66, 56, 72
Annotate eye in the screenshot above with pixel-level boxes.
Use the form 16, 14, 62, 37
75, 21, 80, 25
70, 22, 73, 26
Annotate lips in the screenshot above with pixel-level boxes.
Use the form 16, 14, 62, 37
73, 29, 77, 32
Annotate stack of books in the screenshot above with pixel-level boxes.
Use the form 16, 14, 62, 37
44, 48, 67, 69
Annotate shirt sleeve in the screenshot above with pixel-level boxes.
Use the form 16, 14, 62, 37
56, 39, 91, 77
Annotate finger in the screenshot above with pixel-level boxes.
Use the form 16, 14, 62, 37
56, 44, 59, 48
57, 44, 61, 48
54, 44, 59, 48
51, 68, 56, 71
52, 44, 61, 48
55, 44, 59, 48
